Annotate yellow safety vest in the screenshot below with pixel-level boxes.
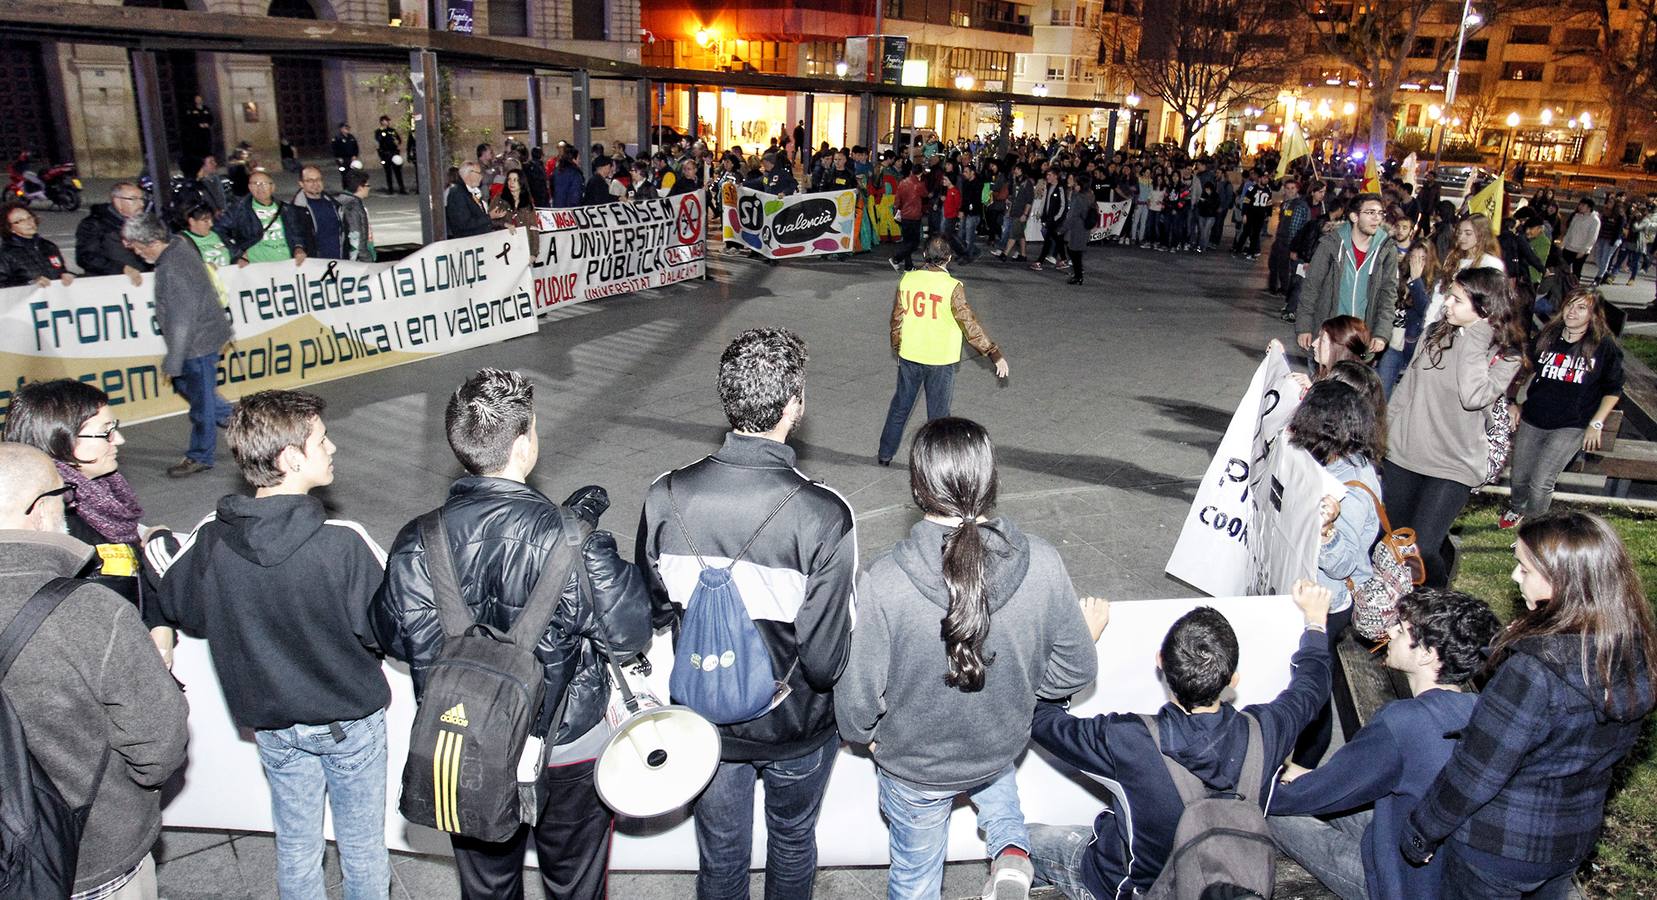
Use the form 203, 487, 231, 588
897, 268, 965, 366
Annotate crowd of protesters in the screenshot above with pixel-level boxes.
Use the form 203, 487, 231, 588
3, 121, 1657, 900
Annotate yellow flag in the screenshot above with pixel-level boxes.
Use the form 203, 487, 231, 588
1467, 178, 1503, 234
1277, 125, 1310, 178
1362, 156, 1380, 193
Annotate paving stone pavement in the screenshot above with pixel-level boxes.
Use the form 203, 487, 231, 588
112, 239, 1338, 896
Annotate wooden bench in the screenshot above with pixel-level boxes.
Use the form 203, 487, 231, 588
1563, 409, 1657, 496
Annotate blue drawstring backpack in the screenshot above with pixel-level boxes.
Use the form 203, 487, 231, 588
665, 474, 805, 725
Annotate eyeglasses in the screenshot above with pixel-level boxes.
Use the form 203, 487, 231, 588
1357, 208, 1386, 217
77, 420, 121, 442
25, 484, 75, 516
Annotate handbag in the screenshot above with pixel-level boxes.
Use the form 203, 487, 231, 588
1481, 378, 1515, 489
1343, 480, 1426, 641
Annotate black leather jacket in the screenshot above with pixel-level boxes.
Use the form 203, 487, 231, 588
370, 477, 652, 743
0, 234, 69, 286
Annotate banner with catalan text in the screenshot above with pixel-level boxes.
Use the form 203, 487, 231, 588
0, 231, 536, 428
721, 185, 867, 259
531, 193, 706, 313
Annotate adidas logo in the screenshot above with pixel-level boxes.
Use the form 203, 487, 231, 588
439, 703, 468, 727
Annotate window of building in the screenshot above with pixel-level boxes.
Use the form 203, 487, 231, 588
488, 0, 527, 36
1508, 24, 1551, 44
1046, 62, 1067, 80
1457, 72, 1481, 93
502, 99, 528, 132
590, 98, 606, 129
1561, 27, 1599, 47
1014, 54, 1027, 77
571, 0, 605, 40
1050, 3, 1073, 25
1460, 38, 1488, 60
1408, 37, 1437, 58
1553, 65, 1590, 84
1503, 61, 1544, 81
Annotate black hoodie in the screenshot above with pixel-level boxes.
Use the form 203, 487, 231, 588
154, 493, 390, 730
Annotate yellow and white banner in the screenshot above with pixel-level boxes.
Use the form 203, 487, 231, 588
0, 232, 536, 427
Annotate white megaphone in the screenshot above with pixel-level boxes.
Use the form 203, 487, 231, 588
594, 656, 720, 819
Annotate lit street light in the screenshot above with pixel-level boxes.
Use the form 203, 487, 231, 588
1539, 107, 1553, 126
835, 60, 848, 78
1501, 111, 1521, 176
1125, 93, 1141, 107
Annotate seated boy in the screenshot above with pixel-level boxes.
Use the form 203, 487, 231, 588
1268, 589, 1501, 900
1027, 580, 1333, 900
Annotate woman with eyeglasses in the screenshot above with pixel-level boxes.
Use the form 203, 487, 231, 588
3, 378, 178, 666
0, 201, 75, 288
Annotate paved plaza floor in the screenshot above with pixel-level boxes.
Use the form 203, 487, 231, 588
58, 184, 1632, 897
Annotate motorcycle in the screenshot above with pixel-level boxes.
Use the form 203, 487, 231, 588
7, 152, 83, 211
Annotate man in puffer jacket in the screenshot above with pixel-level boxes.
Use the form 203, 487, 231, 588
372, 367, 651, 900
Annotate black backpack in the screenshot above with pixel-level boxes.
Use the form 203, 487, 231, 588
1, 578, 112, 900
1141, 712, 1275, 900
398, 508, 589, 843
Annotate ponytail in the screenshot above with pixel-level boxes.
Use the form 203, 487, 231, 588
909, 417, 999, 693
940, 520, 992, 691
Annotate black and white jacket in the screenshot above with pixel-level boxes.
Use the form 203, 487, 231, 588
636, 432, 857, 762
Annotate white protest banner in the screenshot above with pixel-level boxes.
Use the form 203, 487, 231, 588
1089, 199, 1132, 241
1, 232, 536, 426
161, 595, 1304, 869
721, 185, 867, 259
1166, 348, 1307, 596
531, 193, 706, 313
1247, 439, 1345, 596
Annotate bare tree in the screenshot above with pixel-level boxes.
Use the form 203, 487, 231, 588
1110, 0, 1295, 152
1297, 0, 1552, 166
1556, 0, 1657, 164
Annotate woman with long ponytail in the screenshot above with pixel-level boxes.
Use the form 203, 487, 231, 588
836, 417, 1104, 900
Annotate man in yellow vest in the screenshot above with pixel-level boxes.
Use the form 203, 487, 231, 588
878, 235, 1011, 465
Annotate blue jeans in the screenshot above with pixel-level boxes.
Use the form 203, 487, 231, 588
960, 214, 981, 258
693, 735, 838, 900
1268, 810, 1371, 900
253, 708, 389, 900
175, 353, 232, 465
878, 359, 957, 463
1377, 343, 1414, 400
877, 764, 1028, 900
1026, 824, 1098, 900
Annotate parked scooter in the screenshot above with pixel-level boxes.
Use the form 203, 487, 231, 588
7, 152, 83, 211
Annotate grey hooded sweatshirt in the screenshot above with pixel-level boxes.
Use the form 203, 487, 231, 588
836, 517, 1097, 792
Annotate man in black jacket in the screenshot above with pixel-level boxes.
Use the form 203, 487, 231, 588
581, 157, 616, 206
374, 115, 405, 194
331, 123, 360, 190
636, 328, 857, 900
153, 390, 392, 898
446, 161, 495, 238
75, 182, 152, 281
222, 171, 315, 264
373, 368, 651, 900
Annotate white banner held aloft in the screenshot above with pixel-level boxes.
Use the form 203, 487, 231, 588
531, 193, 707, 313
1247, 440, 1345, 595
1089, 199, 1132, 242
1166, 349, 1306, 596
721, 186, 866, 259
0, 232, 536, 426
160, 595, 1305, 869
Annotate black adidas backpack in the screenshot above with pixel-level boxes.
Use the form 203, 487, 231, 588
1, 578, 112, 900
398, 508, 589, 843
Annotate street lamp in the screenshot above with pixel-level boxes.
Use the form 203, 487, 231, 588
1539, 107, 1553, 127
1125, 93, 1140, 107
835, 60, 848, 78
1437, 0, 1480, 169
1032, 83, 1049, 98
954, 73, 975, 91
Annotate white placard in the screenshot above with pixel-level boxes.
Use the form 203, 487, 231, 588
1166, 350, 1305, 596
160, 595, 1305, 870
530, 193, 706, 313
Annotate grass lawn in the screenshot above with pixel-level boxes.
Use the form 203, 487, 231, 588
1627, 335, 1657, 374
1453, 496, 1657, 896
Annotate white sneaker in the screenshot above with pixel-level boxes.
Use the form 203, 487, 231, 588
982, 853, 1034, 900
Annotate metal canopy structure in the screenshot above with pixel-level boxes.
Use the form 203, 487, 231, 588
1, 1, 1115, 240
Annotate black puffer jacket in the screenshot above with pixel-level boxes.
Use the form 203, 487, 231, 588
371, 477, 652, 743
